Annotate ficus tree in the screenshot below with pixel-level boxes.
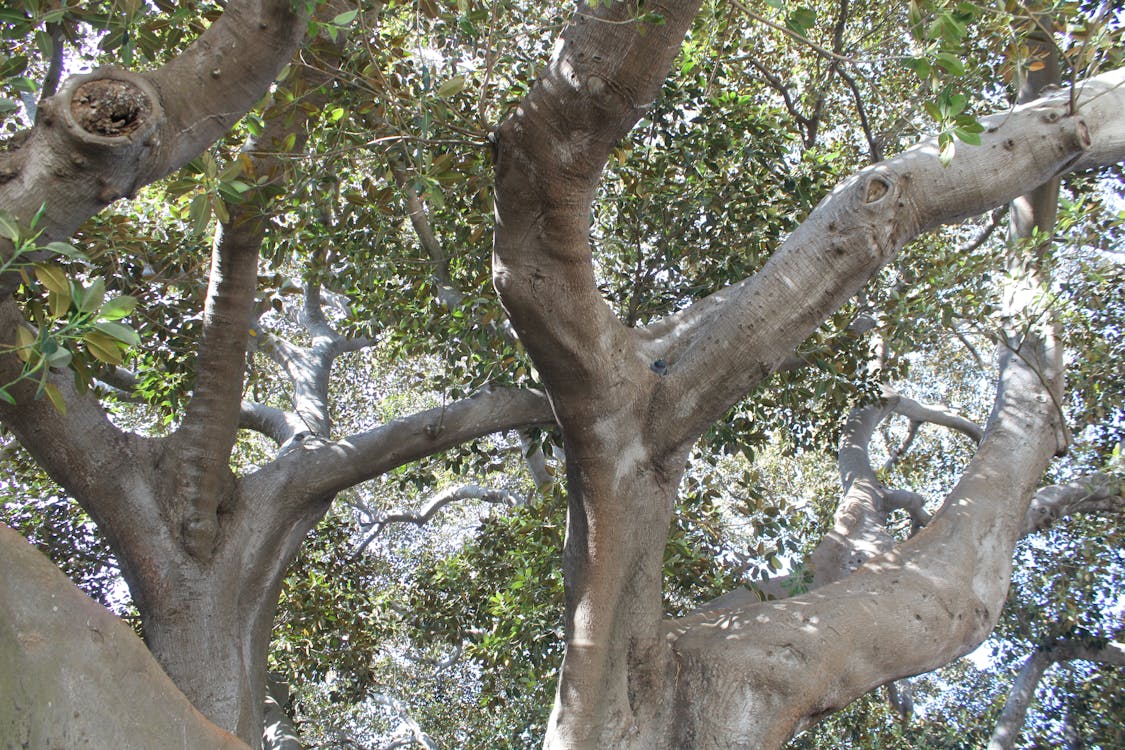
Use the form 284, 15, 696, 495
1, 0, 1123, 749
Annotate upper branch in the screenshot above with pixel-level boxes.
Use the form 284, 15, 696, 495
492, 0, 704, 412
648, 66, 1125, 446
1023, 473, 1124, 534
0, 0, 309, 254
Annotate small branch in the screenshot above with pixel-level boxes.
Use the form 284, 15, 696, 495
773, 309, 875, 373
882, 418, 921, 472
837, 68, 881, 162
400, 640, 463, 669
1023, 473, 1124, 535
370, 694, 438, 750
34, 24, 65, 122
262, 675, 301, 750
391, 162, 464, 309
988, 640, 1125, 750
887, 389, 984, 444
885, 679, 914, 724
352, 483, 524, 558
961, 208, 1006, 254
301, 279, 340, 342
884, 487, 931, 531
239, 400, 306, 446
729, 0, 856, 64
518, 430, 554, 490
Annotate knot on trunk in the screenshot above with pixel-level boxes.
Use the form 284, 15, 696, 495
71, 79, 152, 137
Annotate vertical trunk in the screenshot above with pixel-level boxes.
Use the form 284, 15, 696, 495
112, 458, 327, 749
142, 574, 275, 746
545, 439, 688, 749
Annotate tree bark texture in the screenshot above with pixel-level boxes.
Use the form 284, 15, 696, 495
0, 523, 249, 750
0, 3, 555, 744
492, 3, 1125, 747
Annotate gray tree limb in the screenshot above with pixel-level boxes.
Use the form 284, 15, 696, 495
259, 386, 554, 504
988, 640, 1125, 750
352, 482, 525, 557
1023, 474, 1124, 535
0, 524, 250, 750
0, 0, 309, 261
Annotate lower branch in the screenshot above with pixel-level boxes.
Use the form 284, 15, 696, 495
0, 524, 249, 749
988, 640, 1125, 750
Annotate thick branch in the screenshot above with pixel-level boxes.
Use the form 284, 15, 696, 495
0, 300, 160, 567
170, 13, 352, 559
1023, 473, 1124, 534
0, 0, 308, 257
392, 164, 464, 309
670, 335, 1063, 745
648, 66, 1125, 445
493, 0, 704, 415
0, 524, 250, 750
370, 694, 438, 750
249, 387, 554, 505
887, 391, 983, 443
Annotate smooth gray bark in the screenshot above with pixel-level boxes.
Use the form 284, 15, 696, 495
0, 523, 250, 750
491, 1, 1125, 746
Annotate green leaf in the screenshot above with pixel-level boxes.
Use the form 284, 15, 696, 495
189, 193, 212, 235
435, 76, 466, 99
78, 278, 106, 314
83, 330, 125, 365
44, 241, 89, 262
42, 381, 66, 414
332, 9, 358, 25
787, 8, 816, 35
93, 320, 141, 347
0, 210, 20, 242
33, 263, 70, 295
954, 128, 981, 146
935, 51, 966, 77
923, 100, 943, 123
939, 135, 956, 166
98, 295, 138, 321
47, 288, 71, 318
44, 343, 72, 369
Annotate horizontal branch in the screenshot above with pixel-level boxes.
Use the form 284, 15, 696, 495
249, 387, 554, 504
887, 390, 983, 444
351, 483, 524, 558
1023, 473, 1124, 534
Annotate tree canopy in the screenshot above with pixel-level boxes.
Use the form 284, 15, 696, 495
1, 0, 1123, 748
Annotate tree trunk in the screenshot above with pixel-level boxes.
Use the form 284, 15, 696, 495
140, 564, 278, 745
546, 442, 689, 748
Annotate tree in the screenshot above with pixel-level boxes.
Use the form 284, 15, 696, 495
1, 0, 1124, 748
1, 1, 552, 745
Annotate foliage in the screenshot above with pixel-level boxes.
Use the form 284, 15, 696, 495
0, 208, 140, 410
1, 0, 1123, 747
